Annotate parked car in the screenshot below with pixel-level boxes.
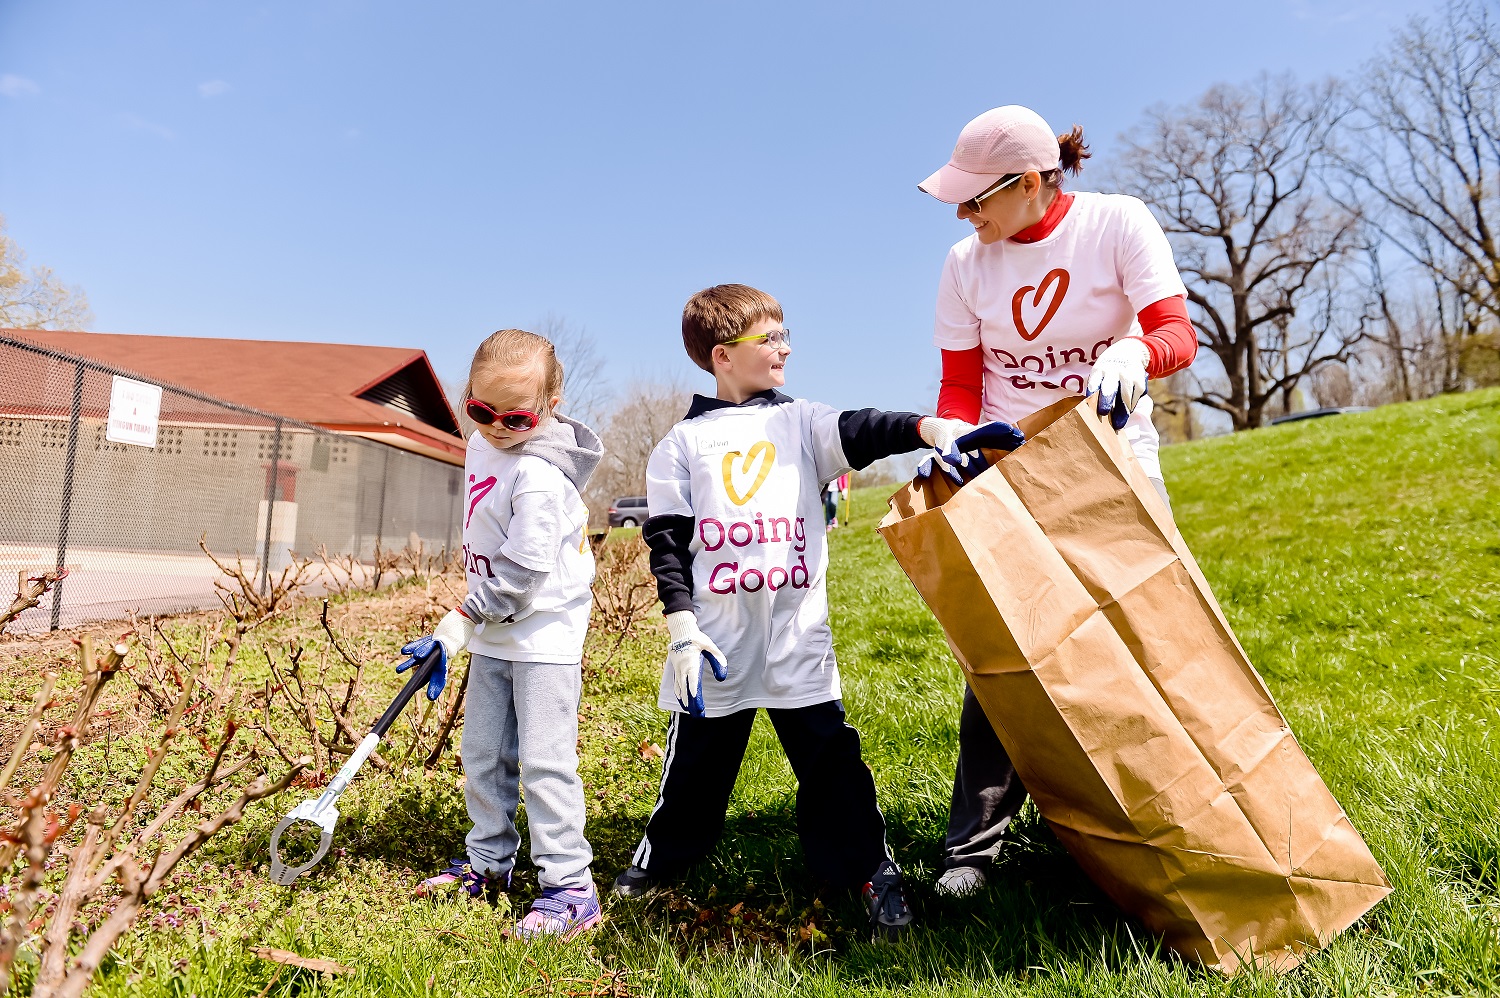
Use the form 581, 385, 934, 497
1268, 406, 1373, 426
608, 496, 649, 528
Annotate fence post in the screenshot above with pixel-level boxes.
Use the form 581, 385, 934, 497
49, 362, 84, 631
259, 418, 283, 596
374, 446, 390, 553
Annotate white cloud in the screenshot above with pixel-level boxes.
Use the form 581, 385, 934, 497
117, 112, 176, 140
198, 79, 230, 98
0, 74, 40, 98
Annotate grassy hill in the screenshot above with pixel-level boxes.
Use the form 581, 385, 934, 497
6, 389, 1499, 997
807, 388, 1500, 995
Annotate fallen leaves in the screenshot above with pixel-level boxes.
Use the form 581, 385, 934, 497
637, 741, 663, 761
249, 947, 353, 975
656, 894, 833, 954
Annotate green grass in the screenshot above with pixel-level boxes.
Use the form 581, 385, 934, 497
5, 389, 1500, 996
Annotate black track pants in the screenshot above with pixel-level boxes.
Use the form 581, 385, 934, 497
630, 700, 890, 888
942, 683, 1029, 869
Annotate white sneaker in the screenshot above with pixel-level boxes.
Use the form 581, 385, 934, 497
935, 865, 986, 898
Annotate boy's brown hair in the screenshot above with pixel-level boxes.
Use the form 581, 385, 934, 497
681, 284, 783, 373
463, 328, 565, 414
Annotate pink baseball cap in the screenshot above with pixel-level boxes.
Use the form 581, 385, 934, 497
919, 105, 1061, 204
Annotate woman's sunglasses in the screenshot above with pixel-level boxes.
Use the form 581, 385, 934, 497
465, 398, 540, 431
961, 173, 1023, 213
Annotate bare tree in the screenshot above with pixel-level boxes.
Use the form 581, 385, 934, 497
535, 313, 610, 428
1150, 371, 1206, 443
1116, 76, 1370, 430
0, 216, 92, 330
1338, 0, 1500, 389
582, 378, 690, 525
1333, 236, 1462, 404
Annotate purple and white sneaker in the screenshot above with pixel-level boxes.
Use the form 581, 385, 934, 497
514, 883, 603, 941
414, 856, 508, 905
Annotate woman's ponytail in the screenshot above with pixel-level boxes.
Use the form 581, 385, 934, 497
1057, 125, 1090, 176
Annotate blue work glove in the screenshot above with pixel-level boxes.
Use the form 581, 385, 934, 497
915, 443, 968, 484
397, 609, 474, 701
1086, 338, 1151, 431
665, 611, 728, 717
915, 420, 1026, 484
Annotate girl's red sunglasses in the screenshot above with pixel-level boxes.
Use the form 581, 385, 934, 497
465, 398, 540, 431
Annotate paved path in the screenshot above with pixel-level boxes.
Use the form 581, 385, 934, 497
0, 545, 370, 633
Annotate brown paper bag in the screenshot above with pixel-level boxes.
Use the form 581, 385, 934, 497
878, 396, 1389, 973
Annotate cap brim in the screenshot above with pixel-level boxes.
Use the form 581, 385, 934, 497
917, 162, 1004, 204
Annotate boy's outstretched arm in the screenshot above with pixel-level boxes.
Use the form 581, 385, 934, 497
836, 409, 974, 470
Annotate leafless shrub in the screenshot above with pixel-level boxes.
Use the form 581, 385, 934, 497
247, 605, 394, 779
422, 658, 469, 770
589, 535, 659, 671
370, 540, 401, 592
394, 537, 456, 583
0, 636, 310, 998
198, 536, 313, 627
314, 544, 363, 598
1, 570, 68, 635
198, 536, 314, 713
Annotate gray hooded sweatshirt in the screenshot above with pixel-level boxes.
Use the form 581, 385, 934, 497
460, 413, 603, 626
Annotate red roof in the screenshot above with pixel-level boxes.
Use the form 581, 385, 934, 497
0, 329, 464, 464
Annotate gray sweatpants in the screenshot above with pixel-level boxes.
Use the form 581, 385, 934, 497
461, 653, 593, 890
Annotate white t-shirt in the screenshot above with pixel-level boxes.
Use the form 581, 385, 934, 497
646, 396, 849, 716
462, 432, 594, 664
933, 191, 1186, 479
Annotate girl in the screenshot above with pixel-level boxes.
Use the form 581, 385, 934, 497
401, 328, 605, 939
915, 105, 1197, 898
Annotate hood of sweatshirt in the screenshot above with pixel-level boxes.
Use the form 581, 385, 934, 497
516, 412, 603, 494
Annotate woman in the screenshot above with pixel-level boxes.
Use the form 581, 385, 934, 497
916, 105, 1197, 898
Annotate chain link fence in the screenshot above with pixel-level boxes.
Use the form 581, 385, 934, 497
1, 334, 464, 633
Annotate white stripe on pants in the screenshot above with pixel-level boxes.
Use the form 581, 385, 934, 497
631, 711, 682, 869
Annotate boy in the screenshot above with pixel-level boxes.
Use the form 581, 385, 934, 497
611, 284, 972, 940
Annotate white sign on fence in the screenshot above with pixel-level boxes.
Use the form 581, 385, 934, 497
106, 375, 163, 448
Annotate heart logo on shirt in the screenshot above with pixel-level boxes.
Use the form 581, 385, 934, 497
466, 474, 496, 529
721, 441, 777, 505
1011, 268, 1070, 341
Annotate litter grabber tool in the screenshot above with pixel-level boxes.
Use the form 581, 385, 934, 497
267, 645, 442, 885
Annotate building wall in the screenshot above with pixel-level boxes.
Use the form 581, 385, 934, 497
0, 415, 461, 559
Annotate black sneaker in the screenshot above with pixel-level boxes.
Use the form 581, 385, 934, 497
611, 864, 657, 899
863, 860, 913, 942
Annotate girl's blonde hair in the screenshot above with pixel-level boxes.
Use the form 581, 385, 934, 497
463, 328, 565, 415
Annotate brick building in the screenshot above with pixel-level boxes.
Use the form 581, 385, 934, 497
0, 329, 466, 628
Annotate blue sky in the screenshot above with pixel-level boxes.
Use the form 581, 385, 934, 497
0, 0, 1432, 415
